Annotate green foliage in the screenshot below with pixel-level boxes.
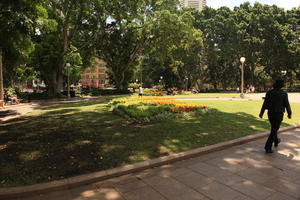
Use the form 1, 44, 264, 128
16, 91, 49, 101
0, 0, 43, 86
82, 88, 131, 96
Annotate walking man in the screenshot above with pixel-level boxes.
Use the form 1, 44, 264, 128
259, 79, 292, 153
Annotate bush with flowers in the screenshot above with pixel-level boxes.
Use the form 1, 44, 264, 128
109, 97, 208, 122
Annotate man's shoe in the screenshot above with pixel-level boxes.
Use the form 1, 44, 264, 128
274, 138, 281, 147
265, 149, 273, 153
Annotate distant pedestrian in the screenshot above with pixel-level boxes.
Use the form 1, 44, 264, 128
259, 79, 292, 153
138, 86, 143, 97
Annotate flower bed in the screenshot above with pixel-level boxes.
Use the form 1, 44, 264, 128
110, 97, 207, 122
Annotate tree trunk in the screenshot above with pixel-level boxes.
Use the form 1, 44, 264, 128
0, 48, 3, 107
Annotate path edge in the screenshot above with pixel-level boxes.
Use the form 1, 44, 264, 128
1, 124, 299, 199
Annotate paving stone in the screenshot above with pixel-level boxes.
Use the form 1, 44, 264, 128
236, 168, 275, 185
265, 192, 297, 200
122, 186, 166, 200
187, 161, 221, 176
174, 171, 215, 190
113, 180, 147, 193
20, 190, 73, 200
196, 181, 245, 200
69, 185, 124, 200
231, 179, 275, 200
205, 156, 249, 173
262, 178, 300, 198
164, 189, 205, 200
134, 164, 180, 179
145, 176, 205, 199
187, 161, 244, 186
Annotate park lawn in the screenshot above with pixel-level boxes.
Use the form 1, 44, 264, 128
166, 93, 242, 98
1, 99, 299, 187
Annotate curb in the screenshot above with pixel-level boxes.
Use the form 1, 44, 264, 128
1, 124, 299, 199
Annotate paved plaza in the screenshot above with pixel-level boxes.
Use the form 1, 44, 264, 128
12, 128, 300, 200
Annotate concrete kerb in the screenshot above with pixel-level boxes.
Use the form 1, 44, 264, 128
1, 124, 299, 199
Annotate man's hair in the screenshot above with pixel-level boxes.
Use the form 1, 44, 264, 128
273, 79, 284, 89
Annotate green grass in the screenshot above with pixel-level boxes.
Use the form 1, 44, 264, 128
166, 93, 243, 98
1, 99, 299, 187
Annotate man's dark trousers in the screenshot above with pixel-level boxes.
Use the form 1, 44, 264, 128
265, 112, 283, 150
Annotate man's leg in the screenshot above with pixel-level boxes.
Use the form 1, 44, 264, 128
265, 113, 283, 151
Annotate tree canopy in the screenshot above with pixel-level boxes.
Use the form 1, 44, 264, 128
1, 1, 300, 93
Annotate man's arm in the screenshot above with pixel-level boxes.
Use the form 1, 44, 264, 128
284, 93, 292, 119
259, 92, 269, 118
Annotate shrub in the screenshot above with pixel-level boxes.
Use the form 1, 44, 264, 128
82, 88, 131, 96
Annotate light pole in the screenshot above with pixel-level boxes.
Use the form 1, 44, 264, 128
0, 49, 3, 107
186, 77, 189, 91
160, 76, 163, 88
66, 63, 71, 98
281, 70, 287, 76
240, 57, 246, 98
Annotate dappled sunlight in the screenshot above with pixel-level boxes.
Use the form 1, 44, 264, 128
243, 180, 255, 186
19, 151, 41, 161
104, 189, 122, 200
80, 190, 96, 198
102, 144, 124, 152
223, 157, 244, 165
75, 140, 93, 146
283, 142, 299, 147
159, 139, 182, 154
196, 132, 209, 136
128, 154, 150, 162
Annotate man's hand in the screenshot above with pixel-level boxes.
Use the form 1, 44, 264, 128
259, 113, 263, 118
288, 114, 292, 119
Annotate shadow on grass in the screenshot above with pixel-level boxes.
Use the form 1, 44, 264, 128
36, 100, 110, 110
0, 104, 292, 187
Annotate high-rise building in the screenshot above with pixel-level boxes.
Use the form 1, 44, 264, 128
180, 0, 206, 11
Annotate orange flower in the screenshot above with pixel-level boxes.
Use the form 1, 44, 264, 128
117, 97, 207, 113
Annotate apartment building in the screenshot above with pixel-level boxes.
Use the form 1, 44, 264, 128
180, 0, 206, 11
80, 59, 110, 88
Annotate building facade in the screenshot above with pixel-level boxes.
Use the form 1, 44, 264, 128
180, 0, 206, 11
80, 59, 110, 88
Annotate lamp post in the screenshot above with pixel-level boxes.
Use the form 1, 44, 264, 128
240, 57, 246, 98
0, 49, 3, 107
160, 76, 163, 88
281, 70, 287, 76
66, 63, 71, 98
185, 77, 188, 91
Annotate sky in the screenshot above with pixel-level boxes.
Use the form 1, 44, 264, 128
207, 0, 300, 10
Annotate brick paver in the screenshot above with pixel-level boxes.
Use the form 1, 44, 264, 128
14, 128, 300, 200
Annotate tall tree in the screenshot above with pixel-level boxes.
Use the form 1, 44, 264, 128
32, 0, 107, 96
96, 0, 179, 89
0, 0, 42, 102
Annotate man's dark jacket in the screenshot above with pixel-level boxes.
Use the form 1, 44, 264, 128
260, 89, 292, 115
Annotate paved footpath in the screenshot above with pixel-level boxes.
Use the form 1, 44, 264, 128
13, 128, 300, 200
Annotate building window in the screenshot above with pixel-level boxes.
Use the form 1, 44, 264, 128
99, 74, 106, 79
99, 68, 106, 73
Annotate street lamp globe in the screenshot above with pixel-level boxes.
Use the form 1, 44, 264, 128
240, 57, 246, 64
281, 70, 287, 75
